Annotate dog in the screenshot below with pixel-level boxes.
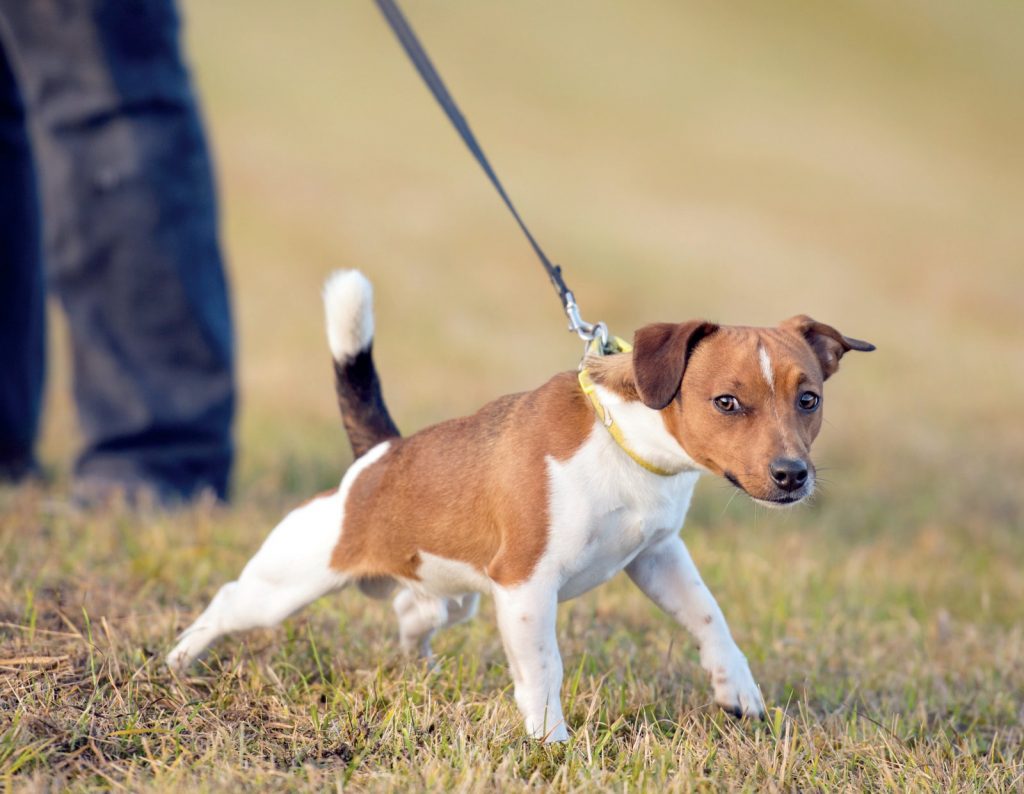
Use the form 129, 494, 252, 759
167, 270, 873, 742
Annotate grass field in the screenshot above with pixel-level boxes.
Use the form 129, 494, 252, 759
3, 0, 1024, 790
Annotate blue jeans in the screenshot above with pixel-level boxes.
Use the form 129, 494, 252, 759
0, 0, 235, 500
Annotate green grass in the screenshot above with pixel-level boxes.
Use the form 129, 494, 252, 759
3, 0, 1023, 790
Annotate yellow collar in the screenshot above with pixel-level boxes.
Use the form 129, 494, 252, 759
577, 340, 684, 477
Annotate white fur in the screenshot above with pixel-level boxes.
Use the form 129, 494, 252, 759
323, 269, 374, 361
592, 383, 701, 474
489, 431, 680, 739
493, 583, 565, 740
758, 344, 775, 393
626, 536, 764, 716
545, 428, 700, 602
393, 588, 480, 658
166, 441, 391, 672
411, 552, 493, 597
389, 554, 488, 658
475, 408, 763, 740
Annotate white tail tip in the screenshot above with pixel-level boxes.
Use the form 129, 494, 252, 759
323, 270, 374, 361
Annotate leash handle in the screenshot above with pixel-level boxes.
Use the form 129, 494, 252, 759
374, 0, 606, 341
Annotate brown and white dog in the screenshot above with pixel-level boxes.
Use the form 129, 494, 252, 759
168, 270, 874, 742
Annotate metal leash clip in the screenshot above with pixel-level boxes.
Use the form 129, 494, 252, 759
564, 291, 609, 361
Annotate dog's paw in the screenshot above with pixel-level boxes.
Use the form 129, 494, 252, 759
166, 637, 202, 674
165, 623, 215, 674
709, 651, 765, 720
165, 643, 194, 675
525, 717, 569, 743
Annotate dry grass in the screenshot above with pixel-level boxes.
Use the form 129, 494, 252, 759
4, 0, 1023, 790
2, 477, 1022, 790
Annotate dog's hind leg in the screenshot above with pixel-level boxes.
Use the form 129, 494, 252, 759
392, 590, 480, 659
167, 492, 349, 673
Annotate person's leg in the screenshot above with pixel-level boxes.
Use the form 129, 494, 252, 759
2, 0, 235, 502
0, 19, 45, 483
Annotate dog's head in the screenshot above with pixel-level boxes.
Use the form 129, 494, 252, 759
632, 316, 874, 506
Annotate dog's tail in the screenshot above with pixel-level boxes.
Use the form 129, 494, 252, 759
323, 270, 400, 458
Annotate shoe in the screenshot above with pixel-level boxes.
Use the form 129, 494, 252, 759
70, 474, 210, 511
0, 456, 43, 485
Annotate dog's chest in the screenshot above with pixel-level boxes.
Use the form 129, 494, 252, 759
544, 431, 700, 600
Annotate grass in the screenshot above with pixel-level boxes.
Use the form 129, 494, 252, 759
2, 477, 1022, 790
3, 0, 1023, 790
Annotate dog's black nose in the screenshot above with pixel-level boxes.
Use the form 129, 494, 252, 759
769, 458, 808, 492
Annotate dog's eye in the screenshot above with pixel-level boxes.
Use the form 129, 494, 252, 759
713, 395, 740, 414
798, 391, 820, 412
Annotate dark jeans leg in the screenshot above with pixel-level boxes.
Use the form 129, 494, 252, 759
0, 23, 44, 481
1, 0, 235, 501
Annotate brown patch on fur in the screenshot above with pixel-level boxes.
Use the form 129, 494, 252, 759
782, 315, 876, 380
632, 321, 719, 409
330, 372, 594, 587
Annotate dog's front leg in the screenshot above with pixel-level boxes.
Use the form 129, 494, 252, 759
493, 583, 568, 742
626, 535, 765, 719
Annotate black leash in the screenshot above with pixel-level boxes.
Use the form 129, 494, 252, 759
373, 0, 606, 346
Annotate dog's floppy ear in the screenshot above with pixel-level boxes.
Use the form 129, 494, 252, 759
784, 315, 875, 380
632, 321, 719, 409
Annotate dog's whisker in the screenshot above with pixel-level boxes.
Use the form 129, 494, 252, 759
719, 488, 741, 518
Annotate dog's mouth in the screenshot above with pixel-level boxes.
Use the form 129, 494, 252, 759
752, 493, 808, 508
724, 471, 814, 508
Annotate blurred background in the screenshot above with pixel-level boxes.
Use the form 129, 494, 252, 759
37, 1, 1024, 581
3, 4, 1019, 784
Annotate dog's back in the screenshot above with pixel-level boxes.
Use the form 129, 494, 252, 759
328, 370, 594, 588
324, 269, 602, 589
